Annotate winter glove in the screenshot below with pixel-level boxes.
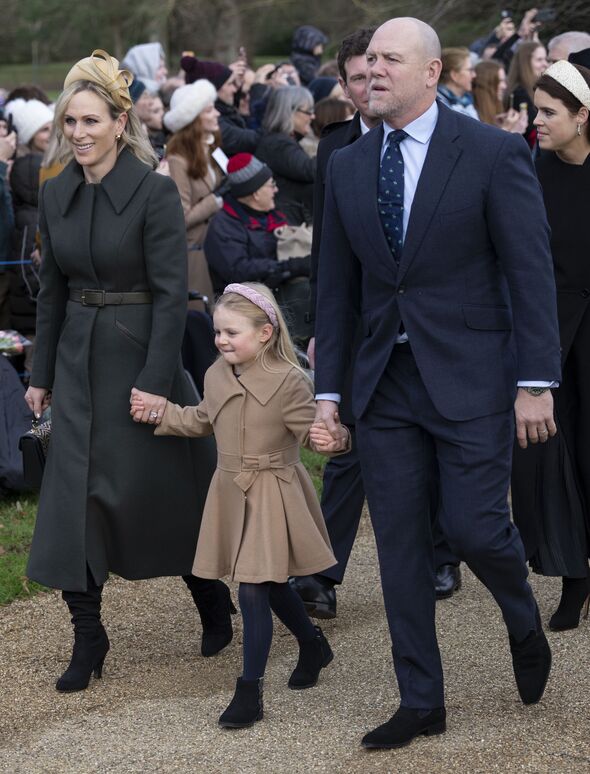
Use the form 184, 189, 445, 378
285, 255, 311, 278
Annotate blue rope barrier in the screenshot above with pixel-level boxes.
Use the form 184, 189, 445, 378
0, 260, 34, 266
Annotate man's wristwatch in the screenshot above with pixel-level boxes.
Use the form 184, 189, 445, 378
522, 386, 551, 396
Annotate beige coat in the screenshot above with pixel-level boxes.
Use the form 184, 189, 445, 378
167, 153, 222, 309
156, 356, 337, 582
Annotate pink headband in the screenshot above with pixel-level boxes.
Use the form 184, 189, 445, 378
223, 283, 279, 328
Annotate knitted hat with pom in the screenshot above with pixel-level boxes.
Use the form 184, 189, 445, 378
181, 56, 232, 89
227, 153, 272, 198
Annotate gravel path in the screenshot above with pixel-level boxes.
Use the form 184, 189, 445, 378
1, 511, 589, 773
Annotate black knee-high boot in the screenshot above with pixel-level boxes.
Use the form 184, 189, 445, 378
57, 569, 109, 692
183, 576, 236, 657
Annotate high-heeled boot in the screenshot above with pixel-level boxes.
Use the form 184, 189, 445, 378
218, 677, 264, 728
288, 626, 333, 689
183, 576, 236, 657
549, 575, 590, 631
57, 576, 109, 692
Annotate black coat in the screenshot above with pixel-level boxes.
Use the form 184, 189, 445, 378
216, 99, 261, 157
204, 201, 282, 294
9, 152, 42, 333
308, 113, 363, 328
27, 150, 216, 591
256, 132, 315, 225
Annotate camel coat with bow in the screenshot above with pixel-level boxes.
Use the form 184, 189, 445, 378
156, 356, 337, 582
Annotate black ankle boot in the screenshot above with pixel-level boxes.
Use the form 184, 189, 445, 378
57, 575, 109, 692
549, 576, 590, 631
219, 677, 264, 728
56, 628, 110, 692
183, 576, 236, 657
288, 626, 333, 689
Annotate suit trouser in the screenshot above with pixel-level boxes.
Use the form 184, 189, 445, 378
356, 347, 537, 708
319, 427, 459, 585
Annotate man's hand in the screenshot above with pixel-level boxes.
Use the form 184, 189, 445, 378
514, 388, 556, 449
314, 399, 341, 441
310, 420, 349, 454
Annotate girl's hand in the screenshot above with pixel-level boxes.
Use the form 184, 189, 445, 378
24, 386, 51, 419
310, 421, 349, 454
129, 387, 166, 425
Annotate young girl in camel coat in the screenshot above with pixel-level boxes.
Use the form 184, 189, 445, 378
131, 282, 349, 729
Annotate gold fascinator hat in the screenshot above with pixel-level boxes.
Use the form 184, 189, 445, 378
64, 49, 134, 112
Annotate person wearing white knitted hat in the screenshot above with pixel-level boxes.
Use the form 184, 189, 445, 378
4, 98, 53, 152
165, 79, 225, 310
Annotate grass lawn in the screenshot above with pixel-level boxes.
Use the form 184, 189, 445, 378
0, 495, 46, 605
0, 450, 326, 607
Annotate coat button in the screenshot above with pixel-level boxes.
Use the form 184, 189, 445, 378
397, 285, 406, 294
582, 289, 590, 298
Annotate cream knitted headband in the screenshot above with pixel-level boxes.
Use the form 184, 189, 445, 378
543, 60, 590, 110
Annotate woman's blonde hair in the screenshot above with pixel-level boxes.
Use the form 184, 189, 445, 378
440, 47, 471, 85
215, 283, 309, 380
52, 80, 158, 168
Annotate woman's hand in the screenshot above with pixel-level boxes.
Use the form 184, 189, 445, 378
24, 387, 51, 419
129, 387, 167, 425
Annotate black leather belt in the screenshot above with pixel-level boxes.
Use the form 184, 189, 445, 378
69, 289, 153, 307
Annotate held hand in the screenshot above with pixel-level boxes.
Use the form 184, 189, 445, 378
310, 421, 349, 454
24, 386, 51, 419
314, 400, 341, 442
129, 387, 167, 425
514, 388, 557, 449
306, 336, 315, 370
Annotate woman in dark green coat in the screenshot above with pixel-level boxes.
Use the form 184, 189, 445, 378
24, 51, 234, 692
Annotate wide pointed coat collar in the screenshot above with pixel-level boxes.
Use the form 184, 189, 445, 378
53, 148, 152, 216
205, 357, 293, 422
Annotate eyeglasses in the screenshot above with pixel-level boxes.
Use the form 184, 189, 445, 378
296, 108, 314, 116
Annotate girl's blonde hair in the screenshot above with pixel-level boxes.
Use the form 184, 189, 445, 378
52, 80, 158, 168
215, 283, 309, 380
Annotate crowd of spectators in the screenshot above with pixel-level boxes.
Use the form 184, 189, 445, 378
1, 14, 590, 373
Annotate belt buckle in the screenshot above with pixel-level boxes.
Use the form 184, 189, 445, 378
81, 289, 105, 307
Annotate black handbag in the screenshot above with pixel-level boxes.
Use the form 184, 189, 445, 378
19, 419, 51, 490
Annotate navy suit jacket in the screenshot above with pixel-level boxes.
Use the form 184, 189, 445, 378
315, 103, 561, 422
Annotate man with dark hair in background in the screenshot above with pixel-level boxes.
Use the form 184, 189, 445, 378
292, 27, 462, 619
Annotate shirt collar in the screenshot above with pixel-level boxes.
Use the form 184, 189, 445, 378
360, 116, 372, 135
383, 101, 439, 146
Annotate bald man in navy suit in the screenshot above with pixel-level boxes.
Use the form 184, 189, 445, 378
314, 18, 561, 749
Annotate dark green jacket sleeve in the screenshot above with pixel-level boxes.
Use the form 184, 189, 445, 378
134, 173, 189, 397
30, 184, 69, 390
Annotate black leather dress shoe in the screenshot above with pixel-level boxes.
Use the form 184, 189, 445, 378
435, 564, 462, 600
289, 575, 337, 619
361, 706, 446, 749
509, 617, 552, 705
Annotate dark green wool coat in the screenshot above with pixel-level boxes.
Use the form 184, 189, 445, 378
27, 149, 216, 591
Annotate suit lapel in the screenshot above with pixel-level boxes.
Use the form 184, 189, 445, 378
354, 126, 398, 281
398, 106, 462, 280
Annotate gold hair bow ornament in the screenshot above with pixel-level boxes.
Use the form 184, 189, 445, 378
64, 49, 134, 112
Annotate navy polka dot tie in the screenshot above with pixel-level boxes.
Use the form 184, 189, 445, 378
378, 129, 408, 264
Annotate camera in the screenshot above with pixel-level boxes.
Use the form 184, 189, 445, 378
532, 8, 557, 23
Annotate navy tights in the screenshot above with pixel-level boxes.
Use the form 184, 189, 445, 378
239, 581, 317, 680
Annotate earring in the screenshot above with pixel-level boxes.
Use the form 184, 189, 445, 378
577, 124, 582, 136
116, 134, 122, 140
